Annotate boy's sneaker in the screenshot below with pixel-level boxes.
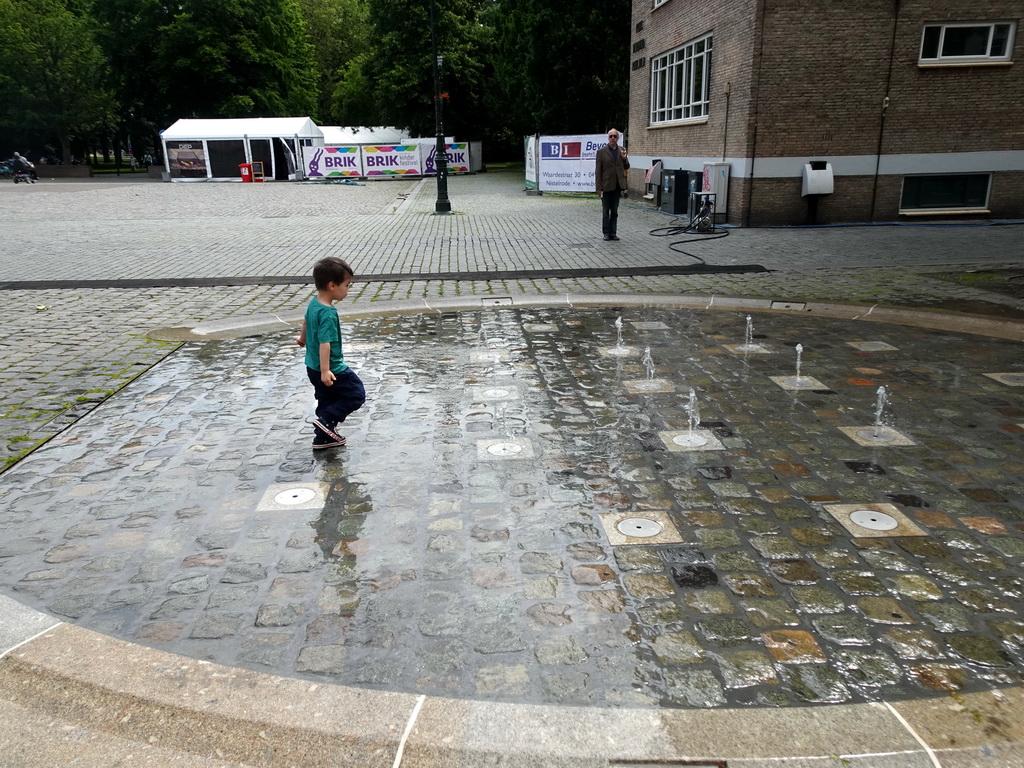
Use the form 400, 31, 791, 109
312, 433, 346, 449
312, 418, 344, 443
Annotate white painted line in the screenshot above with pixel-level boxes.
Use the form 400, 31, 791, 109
392, 694, 426, 768
0, 622, 62, 660
884, 701, 944, 768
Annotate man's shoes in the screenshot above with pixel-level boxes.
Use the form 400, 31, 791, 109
312, 433, 346, 449
603, 234, 612, 241
609, 234, 620, 240
312, 418, 344, 442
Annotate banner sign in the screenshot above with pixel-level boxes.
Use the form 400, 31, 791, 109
304, 146, 362, 178
423, 143, 471, 175
536, 134, 607, 192
166, 141, 207, 174
525, 135, 539, 190
361, 144, 421, 176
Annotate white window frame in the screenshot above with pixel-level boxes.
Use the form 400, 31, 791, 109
919, 22, 1015, 64
650, 33, 713, 126
652, 0, 669, 8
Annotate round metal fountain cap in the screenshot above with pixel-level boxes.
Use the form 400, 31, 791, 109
616, 517, 664, 538
486, 442, 524, 457
672, 433, 709, 447
856, 427, 896, 443
274, 488, 318, 506
482, 387, 512, 398
606, 346, 633, 356
849, 509, 899, 531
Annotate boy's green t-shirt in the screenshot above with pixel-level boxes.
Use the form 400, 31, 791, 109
304, 297, 348, 373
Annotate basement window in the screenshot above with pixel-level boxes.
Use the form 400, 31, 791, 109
920, 22, 1015, 64
900, 174, 991, 212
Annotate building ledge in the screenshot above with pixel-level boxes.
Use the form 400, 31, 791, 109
899, 208, 991, 216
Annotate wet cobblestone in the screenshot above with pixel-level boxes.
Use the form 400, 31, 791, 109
0, 305, 1021, 709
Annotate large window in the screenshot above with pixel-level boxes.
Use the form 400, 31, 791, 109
920, 22, 1015, 63
650, 34, 712, 125
900, 174, 991, 211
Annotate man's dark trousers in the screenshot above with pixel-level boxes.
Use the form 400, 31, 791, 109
602, 189, 621, 237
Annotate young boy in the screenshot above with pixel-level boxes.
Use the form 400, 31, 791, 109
296, 257, 366, 449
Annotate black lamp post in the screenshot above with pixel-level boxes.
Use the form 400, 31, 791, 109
429, 0, 452, 214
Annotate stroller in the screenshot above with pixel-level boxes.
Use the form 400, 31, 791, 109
12, 161, 36, 184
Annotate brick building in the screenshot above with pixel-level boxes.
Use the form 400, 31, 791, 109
627, 1, 1024, 225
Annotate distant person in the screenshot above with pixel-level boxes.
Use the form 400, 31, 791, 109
296, 257, 366, 449
595, 129, 629, 241
11, 152, 37, 181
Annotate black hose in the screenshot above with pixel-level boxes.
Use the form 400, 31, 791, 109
649, 216, 730, 264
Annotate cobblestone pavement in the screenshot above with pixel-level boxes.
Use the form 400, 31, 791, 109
0, 171, 1022, 709
1, 306, 1023, 709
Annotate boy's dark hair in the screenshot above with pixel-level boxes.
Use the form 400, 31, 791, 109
312, 257, 354, 290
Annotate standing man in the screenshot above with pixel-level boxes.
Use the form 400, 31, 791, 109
595, 129, 629, 241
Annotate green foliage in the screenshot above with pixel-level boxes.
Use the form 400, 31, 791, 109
155, 0, 318, 118
335, 0, 492, 138
91, 0, 317, 124
488, 0, 631, 136
295, 0, 369, 123
0, 0, 113, 161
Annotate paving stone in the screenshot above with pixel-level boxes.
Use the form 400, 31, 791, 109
717, 650, 779, 688
790, 586, 845, 614
767, 559, 819, 584
722, 573, 777, 598
663, 668, 726, 708
683, 589, 735, 615
743, 598, 800, 628
889, 574, 944, 601
519, 551, 563, 574
763, 630, 827, 664
296, 644, 347, 674
813, 614, 874, 646
698, 617, 753, 646
946, 636, 1012, 667
857, 597, 914, 625
579, 589, 625, 614
787, 665, 851, 703
622, 573, 675, 599
255, 603, 303, 627
535, 634, 588, 665
651, 631, 705, 665
916, 602, 975, 633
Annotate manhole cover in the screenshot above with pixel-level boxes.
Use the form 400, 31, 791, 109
616, 517, 664, 538
487, 442, 524, 456
274, 488, 318, 506
850, 509, 899, 531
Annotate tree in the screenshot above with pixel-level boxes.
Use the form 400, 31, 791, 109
91, 0, 318, 129
295, 0, 370, 123
0, 0, 113, 162
336, 0, 491, 138
488, 0, 630, 136
155, 0, 318, 119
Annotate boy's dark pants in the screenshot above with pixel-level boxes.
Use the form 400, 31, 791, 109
307, 367, 366, 428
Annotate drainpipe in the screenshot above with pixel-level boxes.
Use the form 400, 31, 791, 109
870, 0, 900, 221
744, 0, 769, 227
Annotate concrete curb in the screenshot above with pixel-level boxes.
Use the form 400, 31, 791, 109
1, 602, 1021, 766
157, 293, 1024, 343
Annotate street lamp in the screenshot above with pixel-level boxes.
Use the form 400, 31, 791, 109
429, 0, 452, 214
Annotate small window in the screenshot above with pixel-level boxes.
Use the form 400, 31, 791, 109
653, 0, 669, 8
920, 22, 1015, 63
901, 174, 991, 211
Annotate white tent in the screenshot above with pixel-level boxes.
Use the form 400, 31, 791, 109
160, 117, 324, 181
320, 126, 410, 145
